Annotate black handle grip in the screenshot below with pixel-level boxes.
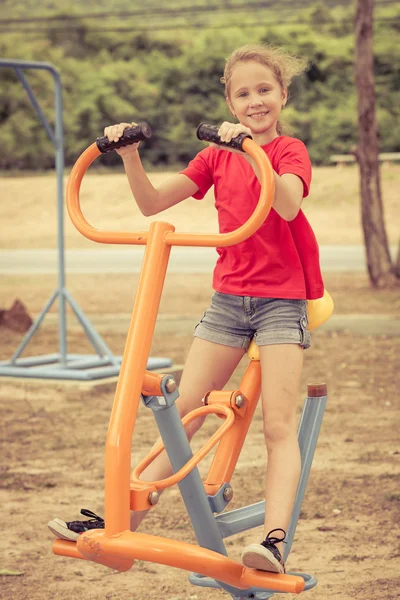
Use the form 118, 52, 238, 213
96, 122, 152, 154
196, 122, 252, 152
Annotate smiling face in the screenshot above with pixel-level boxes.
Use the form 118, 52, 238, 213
227, 60, 287, 145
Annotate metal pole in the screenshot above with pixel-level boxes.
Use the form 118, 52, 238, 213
51, 66, 68, 367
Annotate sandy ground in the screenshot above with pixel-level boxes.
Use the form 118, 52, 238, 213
1, 165, 399, 599
0, 270, 399, 600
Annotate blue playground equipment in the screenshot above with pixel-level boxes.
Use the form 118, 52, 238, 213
0, 59, 171, 380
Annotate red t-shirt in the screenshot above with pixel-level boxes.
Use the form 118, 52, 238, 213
181, 136, 324, 300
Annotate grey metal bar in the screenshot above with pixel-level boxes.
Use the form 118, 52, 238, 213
65, 290, 119, 364
52, 66, 68, 367
10, 290, 59, 363
0, 59, 68, 368
216, 500, 264, 538
14, 67, 56, 145
0, 354, 171, 369
0, 364, 120, 380
0, 354, 171, 380
0, 353, 60, 368
215, 393, 327, 542
284, 394, 327, 561
152, 403, 227, 554
0, 59, 141, 380
63, 356, 118, 369
25, 358, 112, 371
152, 400, 250, 598
189, 571, 317, 597
0, 59, 62, 72
64, 354, 171, 370
189, 389, 327, 598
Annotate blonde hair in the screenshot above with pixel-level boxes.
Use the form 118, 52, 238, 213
221, 44, 308, 134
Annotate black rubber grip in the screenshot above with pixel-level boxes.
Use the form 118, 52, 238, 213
96, 122, 152, 154
196, 122, 252, 152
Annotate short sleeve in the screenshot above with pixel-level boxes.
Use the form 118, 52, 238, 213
277, 140, 312, 198
180, 147, 214, 200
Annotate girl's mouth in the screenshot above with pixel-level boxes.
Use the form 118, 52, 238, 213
249, 111, 269, 120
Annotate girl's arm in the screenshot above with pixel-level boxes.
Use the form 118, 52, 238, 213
105, 122, 199, 216
247, 159, 303, 222
122, 151, 200, 216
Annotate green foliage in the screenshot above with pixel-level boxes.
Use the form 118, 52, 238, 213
0, 1, 399, 168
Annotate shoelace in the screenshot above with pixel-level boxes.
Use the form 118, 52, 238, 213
264, 528, 287, 546
80, 508, 104, 522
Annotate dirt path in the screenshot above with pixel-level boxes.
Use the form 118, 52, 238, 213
1, 272, 399, 600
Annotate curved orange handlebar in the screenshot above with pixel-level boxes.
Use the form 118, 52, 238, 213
131, 404, 235, 491
66, 139, 275, 247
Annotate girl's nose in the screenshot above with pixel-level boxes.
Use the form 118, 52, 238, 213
249, 97, 263, 107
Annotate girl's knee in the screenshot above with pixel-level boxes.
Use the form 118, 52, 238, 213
263, 420, 297, 447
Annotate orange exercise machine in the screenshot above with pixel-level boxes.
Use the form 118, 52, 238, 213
52, 123, 333, 599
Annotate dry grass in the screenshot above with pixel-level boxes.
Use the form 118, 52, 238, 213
1, 164, 399, 249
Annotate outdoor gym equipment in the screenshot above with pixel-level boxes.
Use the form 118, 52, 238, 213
0, 60, 171, 380
52, 122, 334, 599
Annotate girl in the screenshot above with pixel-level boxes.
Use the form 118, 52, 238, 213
48, 43, 324, 575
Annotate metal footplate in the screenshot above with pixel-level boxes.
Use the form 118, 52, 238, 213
189, 571, 317, 598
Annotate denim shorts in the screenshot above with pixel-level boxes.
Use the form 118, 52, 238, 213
194, 292, 311, 350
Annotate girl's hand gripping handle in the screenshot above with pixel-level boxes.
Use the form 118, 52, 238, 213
96, 122, 152, 154
197, 122, 252, 152
67, 122, 274, 247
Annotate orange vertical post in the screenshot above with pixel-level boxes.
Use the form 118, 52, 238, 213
104, 221, 174, 536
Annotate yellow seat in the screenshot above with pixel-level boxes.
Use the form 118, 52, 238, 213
307, 289, 334, 331
247, 290, 334, 360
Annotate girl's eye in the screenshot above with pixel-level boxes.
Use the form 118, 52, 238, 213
260, 88, 270, 93
238, 92, 248, 98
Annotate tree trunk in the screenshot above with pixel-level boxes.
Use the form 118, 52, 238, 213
395, 239, 400, 278
354, 0, 397, 287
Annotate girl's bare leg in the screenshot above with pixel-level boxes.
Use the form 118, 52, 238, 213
130, 337, 245, 531
259, 343, 304, 559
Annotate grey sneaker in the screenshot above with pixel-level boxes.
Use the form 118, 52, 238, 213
241, 528, 286, 574
47, 509, 104, 542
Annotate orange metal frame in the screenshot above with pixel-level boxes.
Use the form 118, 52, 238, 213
53, 136, 332, 595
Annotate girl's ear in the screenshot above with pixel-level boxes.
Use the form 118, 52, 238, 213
281, 87, 288, 109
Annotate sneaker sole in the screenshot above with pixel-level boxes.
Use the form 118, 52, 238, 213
241, 544, 284, 574
47, 518, 80, 542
